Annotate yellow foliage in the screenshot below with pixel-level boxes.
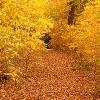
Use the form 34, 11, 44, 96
49, 0, 100, 65
0, 0, 51, 81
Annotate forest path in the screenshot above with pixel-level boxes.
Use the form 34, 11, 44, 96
0, 49, 99, 100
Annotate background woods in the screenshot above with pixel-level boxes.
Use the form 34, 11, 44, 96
0, 0, 100, 99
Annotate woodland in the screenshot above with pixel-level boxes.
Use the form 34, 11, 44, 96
0, 0, 100, 99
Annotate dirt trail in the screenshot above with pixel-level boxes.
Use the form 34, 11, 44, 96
0, 50, 99, 100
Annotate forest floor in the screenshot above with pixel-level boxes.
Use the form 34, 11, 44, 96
0, 49, 100, 100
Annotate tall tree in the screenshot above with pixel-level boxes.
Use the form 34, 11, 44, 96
47, 0, 100, 65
